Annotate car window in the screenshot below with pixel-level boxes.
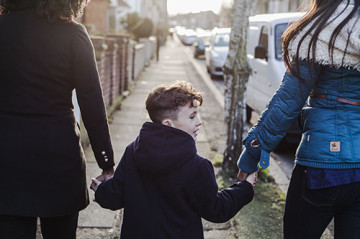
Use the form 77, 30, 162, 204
259, 26, 268, 53
275, 23, 289, 60
213, 33, 230, 47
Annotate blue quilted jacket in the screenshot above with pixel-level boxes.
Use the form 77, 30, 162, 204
238, 61, 360, 173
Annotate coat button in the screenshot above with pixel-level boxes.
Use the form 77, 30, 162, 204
101, 151, 106, 155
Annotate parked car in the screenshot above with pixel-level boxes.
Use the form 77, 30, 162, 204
192, 31, 211, 58
205, 28, 231, 78
179, 29, 198, 46
246, 12, 305, 146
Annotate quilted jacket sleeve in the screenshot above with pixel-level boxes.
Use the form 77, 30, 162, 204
237, 61, 320, 173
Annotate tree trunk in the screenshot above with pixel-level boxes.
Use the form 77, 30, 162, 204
222, 0, 252, 174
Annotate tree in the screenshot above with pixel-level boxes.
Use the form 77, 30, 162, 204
121, 12, 142, 33
218, 0, 233, 28
132, 18, 154, 40
121, 13, 154, 41
222, 0, 252, 174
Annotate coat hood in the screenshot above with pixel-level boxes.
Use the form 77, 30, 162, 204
289, 0, 360, 70
133, 122, 197, 175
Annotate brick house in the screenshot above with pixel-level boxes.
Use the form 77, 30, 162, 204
81, 0, 130, 34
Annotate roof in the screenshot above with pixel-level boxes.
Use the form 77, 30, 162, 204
118, 0, 130, 8
249, 12, 305, 23
212, 27, 231, 34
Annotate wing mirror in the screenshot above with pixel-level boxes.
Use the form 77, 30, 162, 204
254, 45, 267, 61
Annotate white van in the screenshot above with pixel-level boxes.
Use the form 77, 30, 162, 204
246, 12, 304, 144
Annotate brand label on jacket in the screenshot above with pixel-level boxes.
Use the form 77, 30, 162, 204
330, 141, 340, 152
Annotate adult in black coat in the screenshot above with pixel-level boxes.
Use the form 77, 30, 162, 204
0, 0, 114, 238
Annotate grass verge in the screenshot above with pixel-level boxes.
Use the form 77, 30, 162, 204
214, 168, 285, 239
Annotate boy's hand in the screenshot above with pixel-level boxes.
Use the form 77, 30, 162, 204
90, 178, 102, 192
245, 171, 258, 187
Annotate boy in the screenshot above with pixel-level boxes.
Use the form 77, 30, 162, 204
91, 81, 256, 239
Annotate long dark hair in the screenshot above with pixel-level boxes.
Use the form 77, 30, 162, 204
0, 0, 88, 22
282, 0, 360, 78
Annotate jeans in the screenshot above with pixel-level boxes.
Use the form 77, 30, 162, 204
0, 212, 78, 239
284, 165, 360, 239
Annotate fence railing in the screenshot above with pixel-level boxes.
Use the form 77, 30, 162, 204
76, 34, 156, 144
90, 35, 155, 110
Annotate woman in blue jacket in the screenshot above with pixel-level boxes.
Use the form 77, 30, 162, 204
238, 0, 360, 238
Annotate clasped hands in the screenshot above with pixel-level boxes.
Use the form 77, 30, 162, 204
88, 168, 256, 191
90, 168, 114, 192
237, 169, 258, 187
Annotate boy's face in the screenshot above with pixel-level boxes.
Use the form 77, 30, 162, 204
163, 101, 202, 140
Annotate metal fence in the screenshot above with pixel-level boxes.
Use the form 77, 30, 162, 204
91, 35, 156, 108
76, 35, 156, 145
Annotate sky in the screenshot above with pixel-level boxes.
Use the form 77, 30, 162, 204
167, 0, 231, 16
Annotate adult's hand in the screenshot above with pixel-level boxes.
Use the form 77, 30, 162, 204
237, 169, 248, 181
96, 168, 114, 182
90, 168, 114, 192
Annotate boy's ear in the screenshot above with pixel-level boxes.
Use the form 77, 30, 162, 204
162, 118, 173, 127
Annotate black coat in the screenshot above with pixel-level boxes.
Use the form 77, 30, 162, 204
0, 6, 114, 217
95, 122, 254, 239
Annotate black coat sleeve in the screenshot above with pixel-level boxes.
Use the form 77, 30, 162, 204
71, 23, 114, 170
95, 154, 125, 210
184, 156, 254, 223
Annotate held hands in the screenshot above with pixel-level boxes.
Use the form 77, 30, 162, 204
245, 171, 258, 187
90, 168, 114, 192
237, 169, 258, 187
90, 178, 102, 192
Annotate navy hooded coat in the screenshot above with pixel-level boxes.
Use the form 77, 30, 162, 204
95, 122, 254, 239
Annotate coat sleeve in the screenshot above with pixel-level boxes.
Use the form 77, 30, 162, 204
95, 156, 125, 210
238, 61, 320, 172
184, 157, 254, 223
71, 23, 114, 170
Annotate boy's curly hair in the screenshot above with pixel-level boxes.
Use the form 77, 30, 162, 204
0, 0, 87, 22
146, 81, 203, 123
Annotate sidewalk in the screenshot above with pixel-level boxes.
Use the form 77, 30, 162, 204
77, 38, 222, 238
